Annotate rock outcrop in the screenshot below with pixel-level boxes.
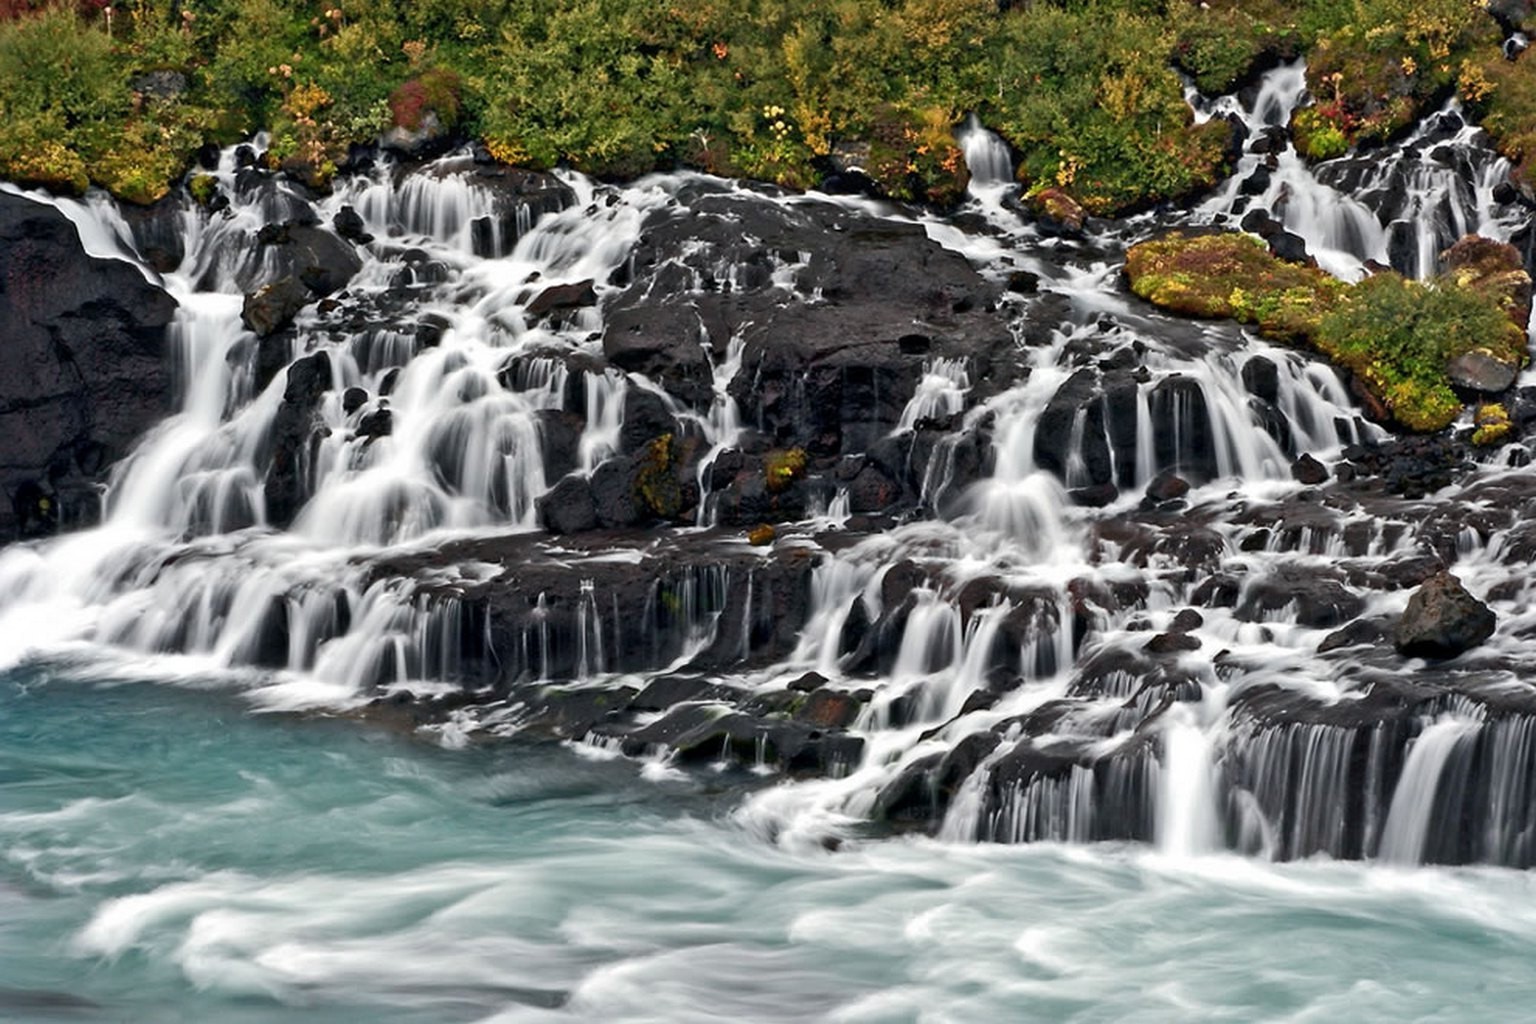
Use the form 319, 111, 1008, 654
0, 192, 176, 541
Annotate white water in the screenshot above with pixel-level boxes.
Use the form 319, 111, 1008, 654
0, 57, 1532, 874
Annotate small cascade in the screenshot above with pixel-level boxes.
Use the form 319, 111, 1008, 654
958, 116, 1014, 191
1377, 716, 1483, 864
1157, 707, 1222, 858
1197, 61, 1521, 281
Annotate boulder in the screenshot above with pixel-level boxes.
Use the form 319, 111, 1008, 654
1291, 453, 1328, 485
241, 276, 309, 337
526, 279, 597, 319
1446, 350, 1519, 395
539, 474, 599, 534
263, 351, 332, 527
1394, 572, 1496, 658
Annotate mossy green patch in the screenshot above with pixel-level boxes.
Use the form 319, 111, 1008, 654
635, 433, 683, 518
1472, 402, 1513, 446
1124, 231, 1343, 340
1294, 0, 1498, 159
764, 448, 808, 495
1127, 230, 1529, 433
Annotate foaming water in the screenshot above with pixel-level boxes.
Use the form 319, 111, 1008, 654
5, 670, 1536, 1023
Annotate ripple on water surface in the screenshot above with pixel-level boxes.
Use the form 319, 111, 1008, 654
3, 670, 1535, 1023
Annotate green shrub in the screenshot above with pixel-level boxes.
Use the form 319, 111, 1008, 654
1315, 273, 1520, 431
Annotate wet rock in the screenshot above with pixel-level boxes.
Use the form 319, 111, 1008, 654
590, 456, 643, 528
1447, 350, 1519, 395
342, 386, 369, 415
1395, 572, 1497, 659
1241, 356, 1280, 404
1029, 187, 1086, 237
356, 407, 392, 441
631, 674, 730, 711
118, 195, 187, 273
264, 350, 333, 527
1291, 453, 1328, 485
1069, 483, 1119, 508
0, 193, 177, 540
1144, 631, 1201, 654
1239, 165, 1272, 196
1319, 617, 1388, 653
241, 276, 310, 337
1267, 230, 1309, 264
788, 671, 827, 693
1237, 568, 1363, 629
1145, 471, 1189, 503
794, 689, 864, 729
538, 474, 598, 534
333, 205, 373, 244
1169, 608, 1204, 633
526, 279, 597, 320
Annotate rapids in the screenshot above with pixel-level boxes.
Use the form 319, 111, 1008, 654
7, 669, 1536, 1022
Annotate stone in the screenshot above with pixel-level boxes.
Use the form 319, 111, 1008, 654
241, 276, 309, 338
788, 672, 827, 693
333, 205, 373, 244
538, 475, 598, 534
525, 279, 597, 319
1144, 631, 1201, 654
1394, 572, 1496, 659
1291, 453, 1329, 485
794, 689, 864, 729
1447, 350, 1519, 395
1268, 230, 1309, 264
0, 193, 177, 540
1145, 471, 1189, 503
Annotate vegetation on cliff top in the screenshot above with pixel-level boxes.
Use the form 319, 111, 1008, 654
0, 0, 1526, 212
1127, 231, 1529, 433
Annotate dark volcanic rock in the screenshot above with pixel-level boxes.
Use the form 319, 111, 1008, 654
538, 474, 599, 534
1395, 572, 1496, 658
263, 351, 332, 528
605, 183, 1016, 451
1291, 453, 1328, 485
0, 192, 177, 540
242, 276, 310, 337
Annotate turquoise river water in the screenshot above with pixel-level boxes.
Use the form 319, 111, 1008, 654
4, 666, 1536, 1023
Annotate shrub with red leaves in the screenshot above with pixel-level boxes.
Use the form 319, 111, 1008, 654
388, 68, 461, 132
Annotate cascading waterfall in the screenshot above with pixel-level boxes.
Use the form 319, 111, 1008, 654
2, 55, 1535, 872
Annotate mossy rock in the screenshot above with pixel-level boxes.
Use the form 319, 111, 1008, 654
1124, 230, 1342, 340
764, 448, 807, 494
1472, 402, 1513, 446
1127, 229, 1526, 433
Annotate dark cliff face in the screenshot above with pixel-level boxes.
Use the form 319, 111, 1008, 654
0, 192, 177, 541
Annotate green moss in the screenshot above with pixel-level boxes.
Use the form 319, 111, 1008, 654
188, 173, 218, 205
1472, 403, 1513, 446
1295, 0, 1497, 159
0, 0, 1515, 213
1170, 0, 1302, 96
764, 448, 807, 494
1292, 107, 1349, 160
1461, 48, 1536, 192
1316, 273, 1524, 431
1124, 231, 1343, 340
635, 433, 682, 518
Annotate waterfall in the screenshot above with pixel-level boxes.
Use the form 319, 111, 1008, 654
2, 57, 1535, 870
1377, 717, 1482, 865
